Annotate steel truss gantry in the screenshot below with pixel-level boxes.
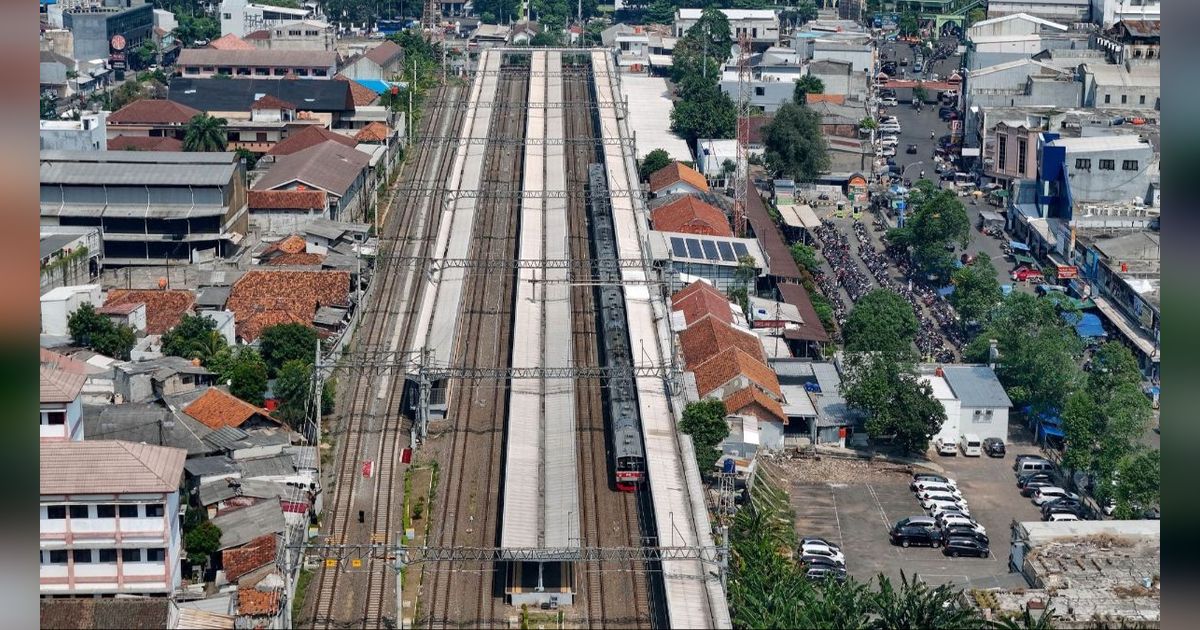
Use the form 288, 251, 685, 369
387, 183, 646, 200
412, 135, 637, 149
363, 255, 671, 285
420, 100, 629, 117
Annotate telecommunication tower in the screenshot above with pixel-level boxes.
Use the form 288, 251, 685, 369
733, 31, 752, 237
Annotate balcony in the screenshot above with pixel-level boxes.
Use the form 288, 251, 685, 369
40, 517, 168, 543
228, 140, 274, 153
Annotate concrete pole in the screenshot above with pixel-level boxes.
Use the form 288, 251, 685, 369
395, 535, 406, 630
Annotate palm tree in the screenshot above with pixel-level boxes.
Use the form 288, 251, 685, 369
871, 571, 986, 628
987, 606, 1056, 630
183, 113, 228, 152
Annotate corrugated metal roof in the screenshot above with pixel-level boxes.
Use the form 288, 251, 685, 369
211, 500, 286, 550
40, 160, 237, 187
942, 365, 1013, 408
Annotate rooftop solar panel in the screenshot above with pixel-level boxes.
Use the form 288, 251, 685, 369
701, 240, 719, 260
670, 237, 687, 257
717, 241, 735, 261
732, 242, 750, 259
685, 238, 703, 259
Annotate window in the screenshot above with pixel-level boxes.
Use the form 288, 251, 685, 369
98, 549, 117, 563
121, 549, 141, 562
223, 13, 231, 19
257, 132, 268, 142
1075, 158, 1091, 169
289, 30, 302, 36
1017, 137, 1028, 172
184, 66, 199, 75
998, 136, 1007, 169
96, 505, 115, 518
1123, 160, 1139, 171
306, 30, 319, 37
69, 505, 89, 519
1099, 159, 1115, 170
73, 549, 92, 564
1104, 94, 1111, 104
146, 548, 166, 562
1121, 94, 1128, 104
254, 68, 269, 76
985, 409, 994, 418
295, 68, 309, 76
118, 505, 138, 518
274, 68, 287, 76
754, 86, 765, 96
42, 411, 65, 425
313, 69, 328, 77
145, 504, 165, 518
46, 506, 66, 519
1140, 95, 1146, 105
48, 550, 68, 564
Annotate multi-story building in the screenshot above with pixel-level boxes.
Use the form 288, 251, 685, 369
1073, 230, 1160, 375
61, 2, 154, 65
1090, 0, 1160, 28
1095, 18, 1160, 64
39, 440, 187, 596
177, 48, 337, 79
41, 361, 86, 442
987, 0, 1093, 23
40, 227, 104, 294
39, 151, 249, 266
339, 41, 406, 83
1080, 59, 1159, 109
246, 19, 336, 51
219, 0, 317, 38
675, 9, 779, 50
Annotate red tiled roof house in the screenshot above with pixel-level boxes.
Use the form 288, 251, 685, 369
106, 99, 201, 142
651, 196, 733, 237
648, 162, 710, 198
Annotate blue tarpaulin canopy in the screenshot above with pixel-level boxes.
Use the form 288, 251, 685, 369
1062, 311, 1106, 338
938, 285, 955, 297
1038, 423, 1065, 439
354, 79, 405, 94
1009, 241, 1031, 252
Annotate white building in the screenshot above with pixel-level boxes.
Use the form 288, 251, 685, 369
987, 0, 1093, 23
40, 440, 187, 596
812, 40, 874, 74
675, 9, 779, 48
1091, 0, 1160, 28
41, 362, 86, 443
40, 284, 102, 337
919, 365, 1013, 443
968, 13, 1070, 56
39, 111, 108, 152
219, 0, 316, 38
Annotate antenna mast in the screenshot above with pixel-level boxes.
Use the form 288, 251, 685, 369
734, 31, 752, 238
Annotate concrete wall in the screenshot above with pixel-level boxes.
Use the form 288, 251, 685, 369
987, 0, 1092, 23
722, 79, 794, 113
1060, 142, 1154, 203
40, 112, 108, 152
812, 46, 873, 74
248, 207, 330, 234
958, 406, 1009, 442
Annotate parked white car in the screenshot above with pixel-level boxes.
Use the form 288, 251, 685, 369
880, 96, 898, 107
938, 514, 986, 533
929, 501, 971, 518
800, 543, 846, 564
916, 486, 964, 501
920, 494, 964, 509
880, 146, 896, 157
880, 136, 900, 147
1031, 487, 1079, 506
880, 125, 902, 134
1047, 512, 1080, 522
934, 436, 958, 455
912, 481, 961, 496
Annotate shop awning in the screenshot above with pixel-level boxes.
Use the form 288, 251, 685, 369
1062, 311, 1107, 339
979, 210, 1004, 223
1014, 254, 1037, 266
990, 188, 1009, 198
938, 285, 955, 297
1009, 241, 1031, 252
1092, 295, 1159, 361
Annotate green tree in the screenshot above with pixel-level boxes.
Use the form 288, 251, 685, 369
913, 81, 928, 104
873, 572, 984, 628
735, 254, 758, 287
809, 292, 836, 333
670, 76, 737, 143
131, 40, 159, 69
789, 243, 819, 273
968, 8, 988, 27
639, 148, 673, 181
898, 11, 919, 36
886, 181, 970, 282
1061, 383, 1149, 491
234, 147, 259, 170
1086, 341, 1144, 402
644, 0, 677, 24
793, 75, 825, 104
950, 255, 1002, 327
228, 347, 269, 406
859, 116, 878, 131
275, 359, 313, 429
183, 113, 228, 152
258, 323, 319, 376
842, 289, 919, 354
762, 102, 830, 182
322, 378, 337, 415
41, 93, 58, 120
965, 293, 1083, 415
671, 8, 732, 84
184, 520, 222, 567
67, 303, 136, 360
173, 13, 220, 46
161, 313, 226, 363
1112, 449, 1159, 518
679, 399, 729, 472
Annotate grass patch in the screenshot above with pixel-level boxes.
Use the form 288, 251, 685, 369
291, 567, 313, 621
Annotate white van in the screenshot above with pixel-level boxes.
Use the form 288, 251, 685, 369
959, 434, 982, 457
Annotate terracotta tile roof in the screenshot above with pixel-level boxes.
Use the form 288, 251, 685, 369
208, 33, 257, 51
223, 534, 278, 581
236, 589, 282, 616
227, 270, 350, 341
334, 73, 382, 106
97, 302, 141, 315
671, 281, 734, 326
777, 283, 832, 343
678, 316, 765, 367
364, 40, 404, 67
354, 121, 390, 142
41, 598, 172, 630
804, 93, 846, 105
724, 386, 788, 424
651, 195, 732, 236
648, 162, 709, 194
107, 134, 184, 151
108, 98, 201, 125
41, 364, 86, 403
266, 125, 357, 156
248, 189, 327, 211
692, 347, 782, 399
40, 347, 96, 376
251, 94, 296, 110
244, 29, 271, 40
261, 235, 325, 266
104, 289, 194, 335
184, 388, 279, 431
40, 440, 186, 495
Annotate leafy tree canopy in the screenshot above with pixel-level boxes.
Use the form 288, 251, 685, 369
184, 520, 221, 567
161, 313, 226, 364
886, 180, 970, 282
275, 359, 313, 429
680, 399, 729, 472
67, 303, 136, 360
793, 75, 825, 103
225, 347, 269, 406
1112, 449, 1159, 519
949, 255, 1002, 327
789, 242, 819, 274
258, 323, 319, 376
842, 289, 918, 354
762, 102, 830, 182
639, 148, 673, 181
841, 352, 944, 454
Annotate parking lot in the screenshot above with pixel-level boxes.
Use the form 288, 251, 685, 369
786, 438, 1049, 588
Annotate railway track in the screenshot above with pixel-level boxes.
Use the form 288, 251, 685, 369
563, 60, 652, 629
308, 82, 469, 629
420, 61, 531, 628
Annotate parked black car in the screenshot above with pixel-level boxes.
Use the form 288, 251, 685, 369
942, 526, 989, 546
805, 566, 848, 581
983, 438, 1006, 457
943, 537, 990, 558
1020, 480, 1056, 497
890, 525, 943, 548
1017, 471, 1055, 487
1041, 497, 1087, 516
800, 554, 845, 569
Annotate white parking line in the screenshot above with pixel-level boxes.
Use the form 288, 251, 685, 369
829, 485, 846, 547
866, 483, 892, 529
